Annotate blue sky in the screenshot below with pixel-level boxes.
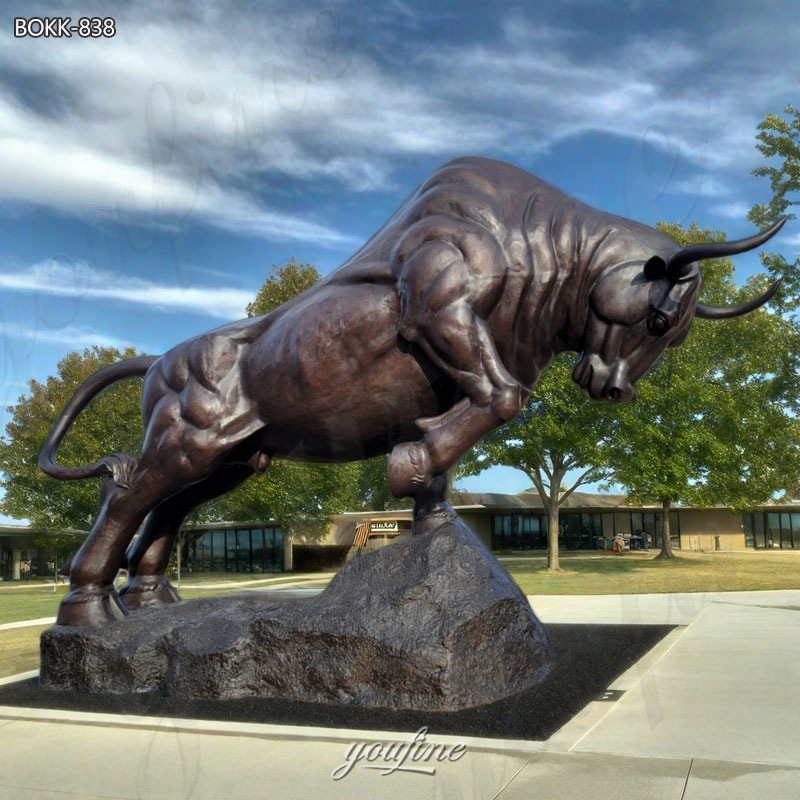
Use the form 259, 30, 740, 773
0, 0, 797, 521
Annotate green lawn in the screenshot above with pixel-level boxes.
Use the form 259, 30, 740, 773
0, 573, 323, 626
2, 552, 799, 679
506, 551, 800, 595
0, 625, 49, 678
0, 584, 67, 625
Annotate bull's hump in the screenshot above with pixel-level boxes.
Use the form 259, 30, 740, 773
406, 158, 566, 234
424, 157, 562, 200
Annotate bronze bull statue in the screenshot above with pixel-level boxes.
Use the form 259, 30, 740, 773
40, 157, 785, 626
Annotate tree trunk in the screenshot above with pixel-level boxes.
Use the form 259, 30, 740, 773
546, 507, 561, 571
283, 533, 294, 572
176, 529, 182, 591
657, 499, 675, 559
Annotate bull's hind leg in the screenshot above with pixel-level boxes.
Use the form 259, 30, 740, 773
119, 463, 255, 611
56, 474, 182, 626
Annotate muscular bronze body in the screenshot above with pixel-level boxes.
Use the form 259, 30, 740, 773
39, 157, 785, 626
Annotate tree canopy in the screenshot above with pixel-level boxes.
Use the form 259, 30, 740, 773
246, 257, 320, 316
0, 346, 145, 532
458, 354, 615, 570
602, 221, 800, 557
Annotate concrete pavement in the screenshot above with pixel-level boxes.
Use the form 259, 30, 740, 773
1, 589, 799, 799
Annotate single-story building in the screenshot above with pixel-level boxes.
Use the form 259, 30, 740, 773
0, 524, 83, 581
327, 490, 800, 555
3, 491, 799, 579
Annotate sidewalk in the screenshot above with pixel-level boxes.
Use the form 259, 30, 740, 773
1, 589, 798, 798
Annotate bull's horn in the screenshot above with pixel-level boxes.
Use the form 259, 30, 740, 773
696, 278, 782, 319
667, 216, 788, 281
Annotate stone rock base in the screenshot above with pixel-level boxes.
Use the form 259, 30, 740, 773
40, 518, 551, 711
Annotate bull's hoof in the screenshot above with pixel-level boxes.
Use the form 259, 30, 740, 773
118, 575, 181, 610
56, 585, 129, 627
387, 440, 434, 497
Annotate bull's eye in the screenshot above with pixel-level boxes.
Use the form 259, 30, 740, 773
647, 310, 670, 336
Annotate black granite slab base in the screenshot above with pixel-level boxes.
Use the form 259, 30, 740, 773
0, 624, 675, 741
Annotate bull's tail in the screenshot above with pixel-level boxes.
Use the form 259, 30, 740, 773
38, 355, 159, 486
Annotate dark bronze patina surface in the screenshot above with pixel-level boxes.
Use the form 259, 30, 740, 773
39, 157, 785, 627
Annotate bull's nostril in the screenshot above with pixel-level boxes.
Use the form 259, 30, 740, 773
606, 387, 621, 401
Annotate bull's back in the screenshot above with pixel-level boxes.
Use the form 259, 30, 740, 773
322, 157, 563, 288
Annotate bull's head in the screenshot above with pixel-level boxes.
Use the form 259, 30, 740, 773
573, 218, 786, 402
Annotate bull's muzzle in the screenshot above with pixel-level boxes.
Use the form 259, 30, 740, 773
602, 362, 635, 402
573, 355, 635, 403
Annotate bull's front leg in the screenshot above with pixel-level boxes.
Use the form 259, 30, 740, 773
388, 393, 527, 534
391, 237, 530, 531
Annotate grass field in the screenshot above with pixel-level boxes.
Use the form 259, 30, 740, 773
504, 550, 800, 595
0, 572, 322, 625
0, 625, 49, 677
1, 551, 799, 679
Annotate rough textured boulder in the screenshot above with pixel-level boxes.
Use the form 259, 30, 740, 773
40, 518, 551, 711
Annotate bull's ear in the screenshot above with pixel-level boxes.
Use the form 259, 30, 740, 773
643, 256, 667, 280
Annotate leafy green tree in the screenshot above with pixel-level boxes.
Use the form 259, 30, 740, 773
459, 355, 615, 571
603, 222, 800, 558
0, 346, 145, 531
749, 104, 800, 233
748, 104, 800, 408
246, 257, 320, 317
747, 104, 800, 496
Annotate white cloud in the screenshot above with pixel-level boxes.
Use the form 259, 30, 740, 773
709, 201, 752, 220
782, 231, 800, 248
0, 260, 254, 319
0, 0, 796, 234
669, 176, 735, 199
0, 320, 134, 350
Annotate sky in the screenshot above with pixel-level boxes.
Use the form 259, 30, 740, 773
0, 0, 797, 522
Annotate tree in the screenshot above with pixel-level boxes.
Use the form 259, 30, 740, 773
459, 354, 615, 571
748, 104, 800, 408
747, 104, 800, 497
748, 104, 800, 234
0, 346, 146, 531
602, 222, 800, 558
246, 257, 320, 317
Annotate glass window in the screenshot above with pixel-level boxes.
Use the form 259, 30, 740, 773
224, 530, 236, 571
210, 531, 225, 570
743, 513, 755, 548
235, 529, 252, 572
791, 514, 800, 551
755, 512, 766, 548
767, 513, 781, 548
781, 513, 793, 549
561, 512, 603, 549
264, 527, 277, 572
251, 529, 265, 573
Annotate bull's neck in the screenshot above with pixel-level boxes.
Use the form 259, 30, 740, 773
500, 194, 600, 388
